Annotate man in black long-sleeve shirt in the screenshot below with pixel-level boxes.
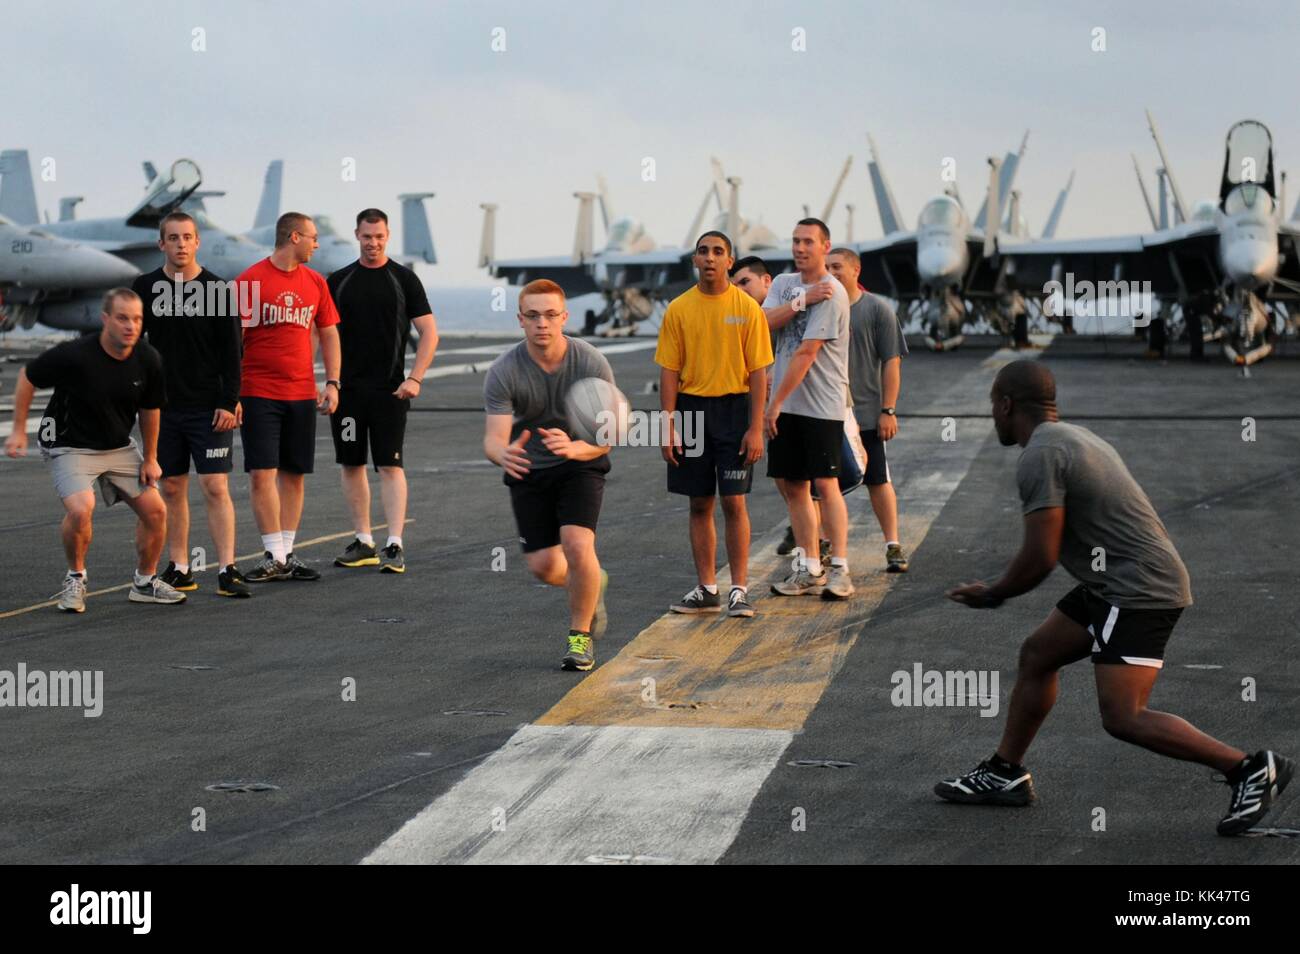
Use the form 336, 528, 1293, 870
132, 211, 250, 597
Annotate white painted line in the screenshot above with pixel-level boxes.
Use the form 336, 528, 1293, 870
363, 725, 793, 865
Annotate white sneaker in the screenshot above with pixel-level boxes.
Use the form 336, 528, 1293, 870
771, 566, 826, 596
128, 575, 187, 605
821, 565, 854, 600
57, 574, 87, 613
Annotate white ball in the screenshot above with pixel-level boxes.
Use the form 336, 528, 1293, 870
565, 377, 630, 446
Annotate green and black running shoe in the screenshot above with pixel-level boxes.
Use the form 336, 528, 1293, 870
561, 632, 595, 672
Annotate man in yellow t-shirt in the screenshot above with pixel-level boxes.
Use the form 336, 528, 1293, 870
655, 230, 773, 619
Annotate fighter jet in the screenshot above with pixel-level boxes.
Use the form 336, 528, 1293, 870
0, 151, 205, 331
0, 214, 142, 331
853, 132, 1062, 350
998, 116, 1300, 368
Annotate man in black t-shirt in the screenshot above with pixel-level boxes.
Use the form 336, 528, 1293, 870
326, 208, 438, 574
132, 211, 250, 597
4, 288, 187, 611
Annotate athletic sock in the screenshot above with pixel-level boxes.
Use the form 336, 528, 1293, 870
830, 557, 848, 570
134, 570, 154, 587
386, 535, 402, 549
805, 559, 823, 577
885, 540, 900, 549
262, 533, 287, 564
67, 569, 85, 579
175, 563, 190, 574
357, 532, 375, 548
568, 629, 590, 638
701, 583, 718, 595
730, 584, 747, 594
281, 530, 296, 555
990, 753, 1025, 775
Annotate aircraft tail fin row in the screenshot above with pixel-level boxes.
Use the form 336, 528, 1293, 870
253, 160, 283, 230
398, 192, 436, 264
1042, 170, 1074, 239
975, 130, 1027, 232
572, 191, 596, 265
478, 203, 497, 269
866, 134, 904, 235
0, 149, 40, 226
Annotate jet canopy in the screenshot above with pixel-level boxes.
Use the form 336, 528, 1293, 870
918, 195, 962, 230
1220, 120, 1274, 205
1223, 182, 1274, 219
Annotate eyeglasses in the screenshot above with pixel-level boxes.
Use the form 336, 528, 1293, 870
521, 311, 565, 322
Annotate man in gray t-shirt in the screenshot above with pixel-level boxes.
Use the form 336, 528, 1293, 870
829, 246, 910, 573
482, 280, 616, 674
938, 360, 1290, 836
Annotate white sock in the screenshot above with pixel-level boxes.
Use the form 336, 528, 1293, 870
67, 569, 86, 579
176, 562, 190, 574
134, 570, 153, 587
262, 533, 287, 564
830, 557, 848, 570
386, 535, 402, 549
281, 530, 296, 555
805, 559, 823, 577
357, 532, 375, 547
701, 583, 718, 595
885, 540, 900, 549
731, 584, 747, 594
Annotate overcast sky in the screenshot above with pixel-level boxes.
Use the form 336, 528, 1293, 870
6, 0, 1298, 283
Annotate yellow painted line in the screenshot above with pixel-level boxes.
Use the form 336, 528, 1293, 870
538, 506, 940, 732
0, 520, 411, 621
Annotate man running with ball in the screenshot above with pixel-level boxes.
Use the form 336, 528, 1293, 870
483, 279, 615, 672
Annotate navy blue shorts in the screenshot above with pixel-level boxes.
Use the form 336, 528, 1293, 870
158, 408, 235, 477
859, 427, 891, 486
330, 388, 409, 470
240, 397, 317, 474
667, 392, 754, 498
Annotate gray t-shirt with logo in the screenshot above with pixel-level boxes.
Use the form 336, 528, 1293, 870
848, 293, 908, 428
763, 272, 851, 421
1017, 421, 1192, 609
483, 336, 615, 471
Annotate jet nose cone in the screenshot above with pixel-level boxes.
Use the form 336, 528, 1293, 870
918, 243, 962, 282
1223, 239, 1277, 289
76, 248, 140, 288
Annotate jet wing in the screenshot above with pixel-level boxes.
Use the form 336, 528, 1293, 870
486, 255, 600, 297
853, 233, 919, 299
594, 248, 695, 300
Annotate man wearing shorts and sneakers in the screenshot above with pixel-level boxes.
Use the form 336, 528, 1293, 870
328, 208, 439, 574
658, 232, 772, 618
762, 219, 854, 600
133, 211, 250, 597
828, 247, 910, 573
236, 212, 341, 582
940, 360, 1292, 835
4, 289, 185, 610
483, 279, 614, 672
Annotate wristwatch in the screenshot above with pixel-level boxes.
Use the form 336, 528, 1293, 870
881, 407, 896, 416
326, 379, 341, 390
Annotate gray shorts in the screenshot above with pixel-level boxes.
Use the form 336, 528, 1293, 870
44, 442, 145, 506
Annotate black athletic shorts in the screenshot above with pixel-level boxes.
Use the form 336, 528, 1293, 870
667, 392, 754, 498
766, 412, 842, 481
506, 457, 609, 553
859, 427, 891, 486
239, 396, 317, 474
330, 388, 409, 470
1056, 584, 1184, 669
158, 408, 235, 477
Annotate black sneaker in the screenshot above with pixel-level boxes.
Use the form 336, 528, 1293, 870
776, 526, 797, 556
886, 544, 910, 573
159, 561, 198, 592
727, 586, 754, 618
245, 552, 290, 583
670, 585, 722, 614
561, 633, 595, 672
284, 552, 321, 581
379, 543, 405, 574
935, 758, 1036, 806
335, 538, 379, 567
217, 564, 252, 598
1217, 750, 1295, 836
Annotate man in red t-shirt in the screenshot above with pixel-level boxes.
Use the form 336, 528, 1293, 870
236, 212, 341, 582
